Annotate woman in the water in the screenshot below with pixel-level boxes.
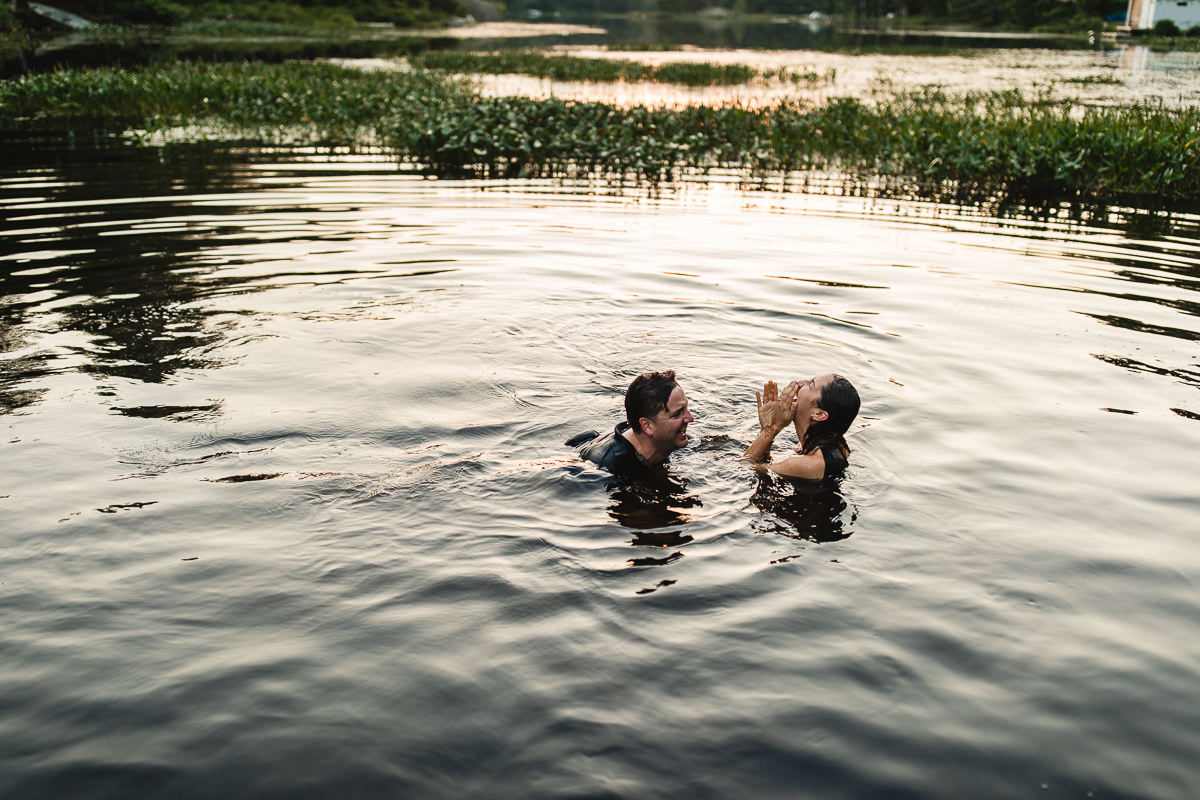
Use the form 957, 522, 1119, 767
743, 374, 861, 480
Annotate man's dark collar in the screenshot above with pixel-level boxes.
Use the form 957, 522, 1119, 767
616, 420, 666, 467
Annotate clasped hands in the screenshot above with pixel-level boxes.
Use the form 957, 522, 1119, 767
755, 380, 800, 435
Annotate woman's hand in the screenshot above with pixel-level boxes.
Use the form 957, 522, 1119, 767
755, 380, 799, 434
744, 380, 799, 465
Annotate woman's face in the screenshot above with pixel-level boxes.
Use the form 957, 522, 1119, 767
794, 374, 835, 420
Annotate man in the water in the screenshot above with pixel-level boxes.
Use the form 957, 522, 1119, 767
569, 370, 694, 476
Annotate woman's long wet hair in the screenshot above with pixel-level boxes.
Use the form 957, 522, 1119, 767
801, 374, 860, 456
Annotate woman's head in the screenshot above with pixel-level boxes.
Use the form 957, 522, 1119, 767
798, 373, 860, 453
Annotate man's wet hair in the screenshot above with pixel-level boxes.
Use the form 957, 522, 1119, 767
625, 370, 678, 434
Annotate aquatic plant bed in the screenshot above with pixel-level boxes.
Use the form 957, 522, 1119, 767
410, 50, 833, 86
402, 89, 1200, 205
2, 62, 1197, 208
0, 61, 465, 143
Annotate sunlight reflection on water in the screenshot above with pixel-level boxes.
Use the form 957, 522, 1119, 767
1, 144, 1199, 798
330, 45, 1200, 108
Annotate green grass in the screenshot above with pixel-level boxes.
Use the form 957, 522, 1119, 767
2, 61, 1196, 209
1128, 34, 1200, 52
174, 19, 361, 36
398, 88, 1200, 208
1058, 73, 1122, 85
605, 42, 685, 52
0, 61, 466, 143
410, 50, 834, 87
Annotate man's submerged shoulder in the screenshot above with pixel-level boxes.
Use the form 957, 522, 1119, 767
577, 422, 645, 474
565, 430, 600, 448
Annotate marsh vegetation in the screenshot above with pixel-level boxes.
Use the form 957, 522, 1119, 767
2, 54, 1197, 210
411, 50, 837, 86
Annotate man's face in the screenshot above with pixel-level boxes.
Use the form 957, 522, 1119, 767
645, 385, 694, 452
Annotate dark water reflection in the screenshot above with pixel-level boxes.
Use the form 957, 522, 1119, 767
1, 137, 404, 396
2, 31, 456, 78
3, 13, 1084, 80
3, 137, 1200, 798
606, 472, 701, 531
751, 473, 854, 543
509, 13, 1082, 52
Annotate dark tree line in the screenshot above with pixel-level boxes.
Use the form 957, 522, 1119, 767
18, 0, 466, 27
10, 0, 1127, 31
527, 0, 1125, 30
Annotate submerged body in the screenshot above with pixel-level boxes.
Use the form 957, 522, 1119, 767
575, 422, 656, 477
809, 440, 849, 481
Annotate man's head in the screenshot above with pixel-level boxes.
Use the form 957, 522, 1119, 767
625, 370, 694, 454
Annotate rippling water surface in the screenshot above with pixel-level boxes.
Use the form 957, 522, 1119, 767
336, 44, 1200, 109
2, 141, 1199, 798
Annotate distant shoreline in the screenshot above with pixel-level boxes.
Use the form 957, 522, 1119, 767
410, 21, 608, 39
839, 28, 1070, 39
431, 21, 1070, 42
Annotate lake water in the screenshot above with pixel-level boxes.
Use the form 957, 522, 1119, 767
331, 42, 1200, 110
2, 137, 1199, 799
540, 44, 1200, 109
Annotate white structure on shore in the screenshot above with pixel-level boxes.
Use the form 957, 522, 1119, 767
27, 2, 96, 29
1125, 0, 1200, 30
